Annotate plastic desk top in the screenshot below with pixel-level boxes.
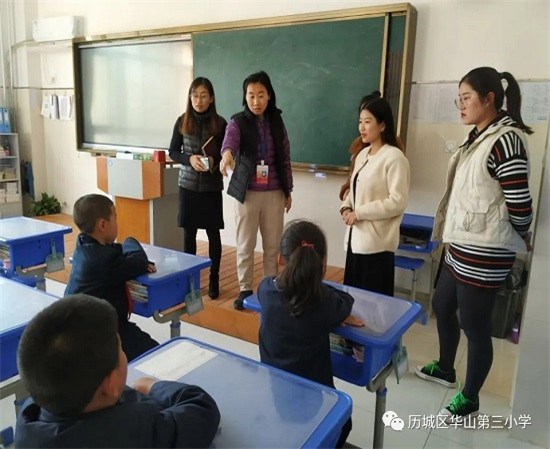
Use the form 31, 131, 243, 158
135, 244, 211, 285
0, 217, 72, 244
245, 281, 422, 346
400, 213, 434, 231
129, 337, 352, 448
0, 277, 58, 336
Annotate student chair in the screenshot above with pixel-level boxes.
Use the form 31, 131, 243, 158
395, 255, 425, 302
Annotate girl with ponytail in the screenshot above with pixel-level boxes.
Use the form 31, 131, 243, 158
257, 220, 362, 448
416, 67, 534, 423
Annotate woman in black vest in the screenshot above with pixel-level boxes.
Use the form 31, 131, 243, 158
168, 77, 227, 299
220, 71, 293, 310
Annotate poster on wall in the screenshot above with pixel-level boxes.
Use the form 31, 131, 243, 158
410, 81, 550, 124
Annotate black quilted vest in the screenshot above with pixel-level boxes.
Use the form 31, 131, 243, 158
227, 109, 290, 203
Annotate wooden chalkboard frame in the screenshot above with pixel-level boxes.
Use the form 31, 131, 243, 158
73, 3, 416, 172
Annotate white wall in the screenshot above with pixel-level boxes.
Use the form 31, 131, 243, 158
10, 0, 548, 266
5, 1, 550, 447
511, 146, 550, 449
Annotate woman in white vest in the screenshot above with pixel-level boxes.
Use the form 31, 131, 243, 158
416, 67, 533, 422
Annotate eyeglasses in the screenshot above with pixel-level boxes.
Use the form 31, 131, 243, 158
454, 96, 472, 109
190, 93, 210, 101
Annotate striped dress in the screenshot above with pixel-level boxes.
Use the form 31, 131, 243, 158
445, 114, 533, 288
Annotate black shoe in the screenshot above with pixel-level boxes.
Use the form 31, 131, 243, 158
415, 360, 457, 387
233, 290, 253, 310
439, 391, 479, 423
208, 274, 219, 299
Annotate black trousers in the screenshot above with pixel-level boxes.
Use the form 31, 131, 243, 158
336, 417, 352, 448
432, 266, 498, 400
343, 242, 394, 296
119, 321, 159, 362
183, 227, 222, 276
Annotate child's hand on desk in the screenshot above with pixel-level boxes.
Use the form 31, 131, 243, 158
342, 314, 364, 327
132, 377, 158, 395
147, 263, 156, 273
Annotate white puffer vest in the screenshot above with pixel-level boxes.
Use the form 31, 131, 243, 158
433, 124, 528, 253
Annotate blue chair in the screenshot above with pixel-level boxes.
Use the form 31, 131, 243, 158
395, 255, 425, 302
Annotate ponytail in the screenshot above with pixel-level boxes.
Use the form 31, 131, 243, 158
460, 67, 533, 135
276, 220, 327, 316
277, 244, 324, 316
500, 71, 533, 135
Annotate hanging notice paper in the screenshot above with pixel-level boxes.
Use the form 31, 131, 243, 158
41, 95, 52, 118
519, 82, 550, 123
50, 94, 59, 119
59, 95, 73, 120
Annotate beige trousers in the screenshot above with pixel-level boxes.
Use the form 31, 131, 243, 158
234, 190, 285, 291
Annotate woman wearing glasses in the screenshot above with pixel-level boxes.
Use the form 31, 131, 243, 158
416, 67, 533, 421
168, 77, 227, 299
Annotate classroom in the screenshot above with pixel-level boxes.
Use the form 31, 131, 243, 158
0, 0, 548, 448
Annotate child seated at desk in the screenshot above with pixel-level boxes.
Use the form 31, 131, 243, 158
65, 194, 158, 361
15, 294, 221, 448
257, 220, 363, 448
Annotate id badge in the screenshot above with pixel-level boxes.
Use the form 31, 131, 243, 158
256, 163, 269, 184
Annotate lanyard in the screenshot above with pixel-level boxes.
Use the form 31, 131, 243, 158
259, 118, 268, 163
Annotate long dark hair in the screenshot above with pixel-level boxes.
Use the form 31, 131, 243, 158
358, 91, 381, 113
360, 91, 399, 148
276, 220, 327, 316
242, 70, 279, 117
460, 67, 533, 135
180, 77, 223, 136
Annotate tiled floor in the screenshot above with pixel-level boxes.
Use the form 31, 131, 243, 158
0, 279, 542, 449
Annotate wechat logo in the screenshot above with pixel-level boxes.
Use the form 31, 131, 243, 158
382, 410, 405, 431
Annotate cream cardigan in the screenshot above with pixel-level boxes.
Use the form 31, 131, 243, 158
341, 144, 410, 254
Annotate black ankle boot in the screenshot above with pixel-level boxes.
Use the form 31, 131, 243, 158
208, 274, 219, 299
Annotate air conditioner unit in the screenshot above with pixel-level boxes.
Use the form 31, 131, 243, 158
32, 16, 84, 43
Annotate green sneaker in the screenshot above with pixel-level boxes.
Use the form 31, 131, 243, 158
415, 360, 457, 387
440, 391, 479, 422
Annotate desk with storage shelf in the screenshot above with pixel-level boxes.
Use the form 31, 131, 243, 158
244, 282, 422, 449
0, 216, 72, 288
128, 244, 211, 338
0, 277, 59, 446
129, 337, 353, 448
397, 213, 440, 308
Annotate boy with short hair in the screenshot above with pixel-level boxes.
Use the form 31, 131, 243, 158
15, 294, 221, 448
65, 193, 158, 361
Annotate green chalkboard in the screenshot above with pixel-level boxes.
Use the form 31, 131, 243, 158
193, 17, 385, 168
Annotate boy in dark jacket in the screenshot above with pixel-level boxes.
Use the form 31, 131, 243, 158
65, 193, 158, 361
15, 294, 221, 448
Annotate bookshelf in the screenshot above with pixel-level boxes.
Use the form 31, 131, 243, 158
0, 133, 23, 218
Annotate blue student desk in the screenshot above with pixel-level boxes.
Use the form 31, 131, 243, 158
0, 216, 72, 288
244, 282, 422, 449
128, 337, 352, 448
0, 277, 58, 381
0, 277, 59, 445
399, 213, 440, 304
399, 213, 438, 254
129, 244, 211, 337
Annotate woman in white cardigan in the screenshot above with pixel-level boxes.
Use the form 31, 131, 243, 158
340, 93, 410, 295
